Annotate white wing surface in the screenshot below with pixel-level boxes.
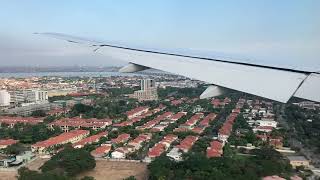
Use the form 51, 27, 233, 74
36, 33, 319, 103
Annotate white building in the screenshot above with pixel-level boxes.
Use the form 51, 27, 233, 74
167, 147, 182, 161
111, 147, 129, 159
255, 120, 278, 128
0, 90, 11, 107
10, 89, 48, 104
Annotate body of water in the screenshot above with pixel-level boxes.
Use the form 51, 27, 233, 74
0, 71, 144, 78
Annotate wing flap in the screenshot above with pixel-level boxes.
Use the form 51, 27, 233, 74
294, 73, 320, 102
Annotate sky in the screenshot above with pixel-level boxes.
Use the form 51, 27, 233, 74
0, 0, 319, 70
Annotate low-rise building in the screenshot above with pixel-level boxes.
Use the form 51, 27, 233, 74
111, 147, 130, 159
91, 144, 112, 158
31, 130, 89, 154
49, 118, 112, 132
207, 140, 223, 158
73, 131, 108, 148
287, 156, 310, 169
111, 133, 130, 144
125, 106, 149, 119
0, 116, 43, 128
176, 136, 198, 153
0, 139, 18, 149
148, 134, 177, 159
255, 120, 278, 128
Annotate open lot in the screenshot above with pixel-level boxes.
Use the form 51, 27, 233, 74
0, 157, 49, 180
0, 170, 17, 180
0, 158, 147, 180
78, 160, 148, 180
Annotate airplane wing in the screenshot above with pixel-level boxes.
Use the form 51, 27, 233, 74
36, 33, 320, 103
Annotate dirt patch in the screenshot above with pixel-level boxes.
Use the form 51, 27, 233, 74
0, 157, 49, 180
25, 157, 49, 171
78, 160, 148, 180
0, 171, 17, 180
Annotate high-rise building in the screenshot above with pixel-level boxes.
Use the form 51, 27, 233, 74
133, 79, 158, 101
0, 90, 11, 107
10, 89, 48, 104
141, 79, 156, 91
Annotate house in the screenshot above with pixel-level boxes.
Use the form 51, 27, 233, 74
127, 133, 152, 151
111, 133, 130, 144
125, 106, 149, 119
255, 120, 278, 128
31, 130, 89, 154
207, 140, 223, 158
0, 139, 18, 149
49, 117, 112, 132
167, 147, 182, 161
91, 144, 112, 158
148, 134, 177, 159
287, 156, 310, 168
0, 116, 43, 128
176, 136, 198, 153
73, 131, 108, 148
111, 147, 130, 159
253, 126, 273, 133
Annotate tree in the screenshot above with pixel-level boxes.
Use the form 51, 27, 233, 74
17, 167, 69, 180
31, 110, 47, 117
41, 145, 96, 177
123, 176, 137, 180
4, 143, 24, 155
81, 176, 96, 180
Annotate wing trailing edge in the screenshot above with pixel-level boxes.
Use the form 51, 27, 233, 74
36, 32, 319, 103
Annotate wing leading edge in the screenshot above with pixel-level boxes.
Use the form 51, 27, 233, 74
36, 33, 320, 103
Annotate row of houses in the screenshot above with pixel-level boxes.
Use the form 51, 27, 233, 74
0, 139, 19, 149
48, 117, 112, 132
150, 112, 187, 132
136, 111, 174, 130
191, 113, 217, 134
31, 129, 90, 154
208, 99, 243, 157
218, 112, 239, 143
167, 135, 199, 161
211, 97, 232, 108
73, 131, 108, 148
111, 133, 152, 159
113, 106, 164, 127
125, 106, 149, 120
174, 113, 204, 132
147, 134, 178, 159
0, 116, 43, 127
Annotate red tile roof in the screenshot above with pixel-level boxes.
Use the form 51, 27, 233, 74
73, 131, 108, 148
32, 130, 89, 148
125, 106, 149, 118
207, 140, 223, 158
0, 139, 18, 146
111, 133, 130, 144
148, 134, 177, 158
176, 136, 198, 152
91, 144, 112, 157
0, 116, 43, 125
50, 118, 112, 128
